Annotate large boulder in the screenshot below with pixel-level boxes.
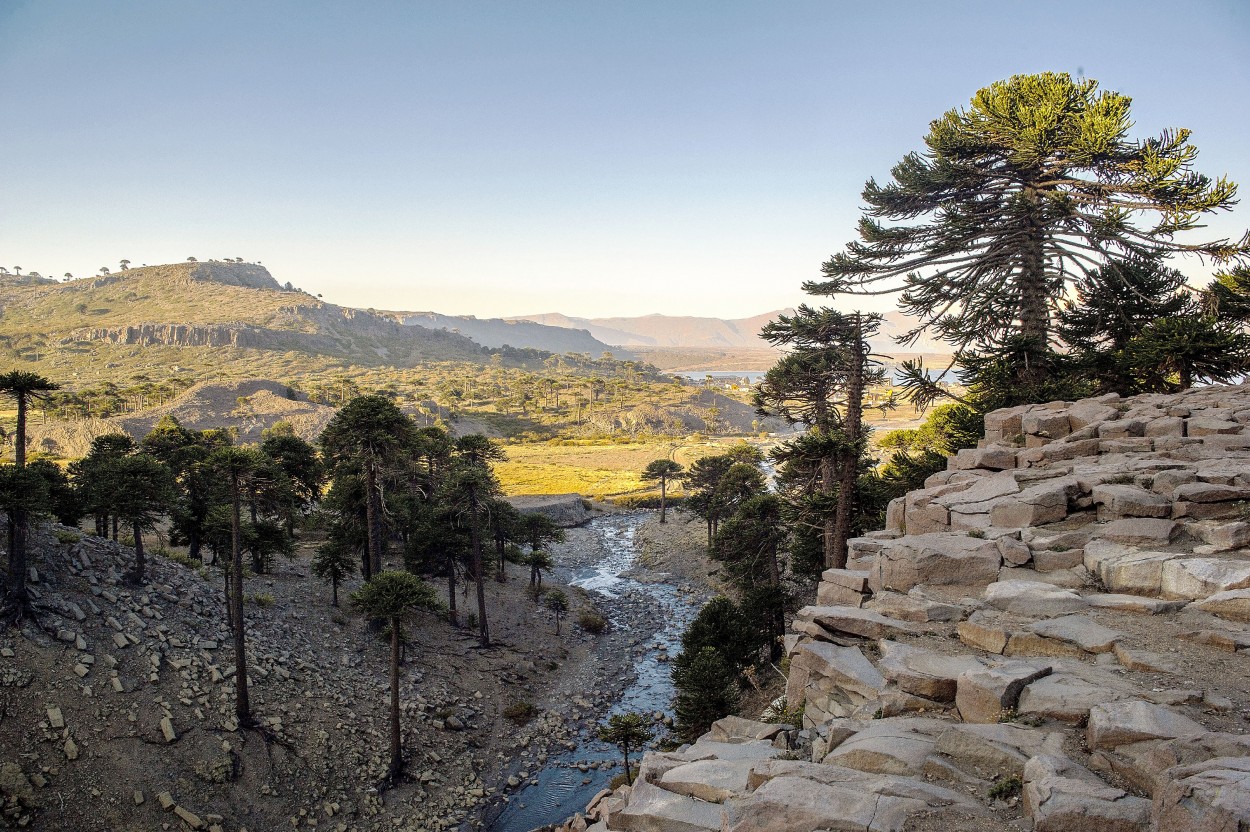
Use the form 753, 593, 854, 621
611, 778, 724, 832
1023, 754, 1151, 832
982, 580, 1087, 617
878, 641, 984, 702
870, 534, 1003, 592
1151, 757, 1250, 831
1085, 701, 1206, 751
956, 662, 1052, 724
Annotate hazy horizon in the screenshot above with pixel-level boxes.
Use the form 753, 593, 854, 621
3, 1, 1248, 319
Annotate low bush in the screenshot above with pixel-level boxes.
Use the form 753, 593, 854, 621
54, 530, 81, 545
577, 609, 608, 634
503, 701, 537, 725
248, 592, 276, 608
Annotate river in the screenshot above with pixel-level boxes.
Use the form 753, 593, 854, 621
484, 512, 706, 832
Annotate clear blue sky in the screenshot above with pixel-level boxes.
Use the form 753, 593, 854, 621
2, 1, 1247, 319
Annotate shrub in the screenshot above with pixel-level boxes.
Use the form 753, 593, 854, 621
577, 609, 608, 634
988, 775, 1022, 800
525, 584, 543, 602
503, 701, 537, 725
54, 530, 81, 545
248, 592, 276, 608
162, 548, 197, 568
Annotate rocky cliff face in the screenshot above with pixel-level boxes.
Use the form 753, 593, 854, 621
63, 323, 266, 348
571, 382, 1250, 832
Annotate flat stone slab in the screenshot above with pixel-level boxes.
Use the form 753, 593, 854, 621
1023, 754, 1151, 832
658, 759, 757, 803
879, 641, 984, 702
1085, 594, 1187, 615
932, 722, 1066, 781
1162, 558, 1250, 601
790, 642, 886, 703
956, 661, 1052, 724
983, 580, 1088, 617
823, 723, 942, 776
1191, 589, 1250, 622
612, 778, 723, 832
1086, 700, 1206, 751
1027, 615, 1122, 654
1017, 670, 1135, 723
707, 716, 787, 745
735, 762, 985, 832
1153, 757, 1250, 832
794, 605, 915, 640
865, 591, 963, 622
1095, 517, 1177, 545
683, 739, 781, 763
1112, 643, 1179, 674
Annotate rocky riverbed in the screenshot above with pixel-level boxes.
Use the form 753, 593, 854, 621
480, 511, 714, 832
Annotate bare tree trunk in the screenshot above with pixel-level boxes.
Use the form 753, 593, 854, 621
831, 317, 866, 570
446, 553, 458, 626
659, 478, 668, 523
130, 521, 145, 583
365, 460, 381, 579
1018, 186, 1049, 368
230, 477, 251, 727
820, 457, 836, 568
388, 618, 402, 780
469, 486, 489, 646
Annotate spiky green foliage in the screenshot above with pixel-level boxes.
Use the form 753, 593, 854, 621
641, 459, 684, 522
544, 588, 569, 634
672, 646, 740, 743
351, 570, 442, 782
812, 72, 1250, 371
597, 712, 653, 785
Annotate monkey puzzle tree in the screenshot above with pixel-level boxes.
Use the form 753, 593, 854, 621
351, 570, 442, 784
312, 536, 357, 607
109, 454, 177, 584
320, 395, 417, 580
440, 434, 505, 646
518, 513, 564, 587
756, 307, 885, 569
0, 371, 60, 626
544, 588, 568, 634
812, 72, 1249, 378
597, 712, 653, 785
641, 459, 684, 523
208, 446, 270, 728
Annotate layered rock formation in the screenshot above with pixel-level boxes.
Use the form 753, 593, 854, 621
567, 383, 1250, 831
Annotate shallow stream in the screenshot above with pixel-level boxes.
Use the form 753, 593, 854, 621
485, 512, 703, 831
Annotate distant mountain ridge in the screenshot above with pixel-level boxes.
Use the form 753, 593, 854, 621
388, 310, 629, 358
509, 309, 950, 354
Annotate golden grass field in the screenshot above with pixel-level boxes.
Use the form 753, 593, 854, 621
493, 437, 755, 498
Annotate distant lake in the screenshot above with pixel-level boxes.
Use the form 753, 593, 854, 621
670, 370, 767, 383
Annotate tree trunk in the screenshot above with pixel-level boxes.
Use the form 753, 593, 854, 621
130, 521, 145, 583
14, 396, 26, 468
446, 553, 458, 626
1018, 186, 1050, 368
112, 515, 118, 542
230, 476, 251, 726
365, 460, 381, 579
831, 317, 866, 570
331, 575, 339, 608
224, 560, 233, 629
820, 456, 836, 567
623, 744, 633, 785
388, 617, 402, 780
659, 478, 668, 523
495, 530, 506, 582
469, 486, 489, 646
188, 527, 201, 562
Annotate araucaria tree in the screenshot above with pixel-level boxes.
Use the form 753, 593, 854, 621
351, 570, 441, 784
812, 72, 1249, 376
441, 434, 505, 645
209, 446, 270, 728
320, 395, 417, 580
641, 459, 683, 523
756, 307, 885, 569
597, 712, 653, 785
0, 370, 60, 626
